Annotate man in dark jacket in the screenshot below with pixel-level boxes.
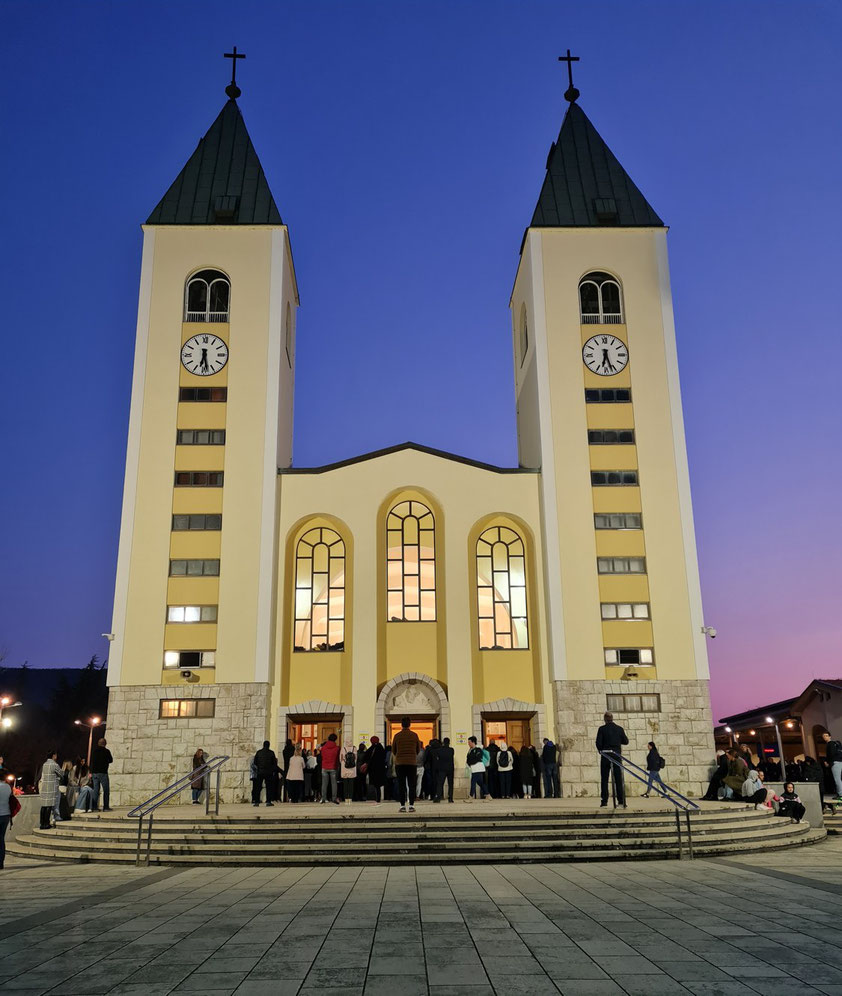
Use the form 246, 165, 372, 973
541, 739, 560, 799
595, 712, 629, 807
822, 731, 842, 800
253, 740, 277, 807
432, 737, 455, 803
90, 738, 114, 812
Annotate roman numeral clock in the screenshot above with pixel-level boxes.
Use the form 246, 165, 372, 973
181, 334, 230, 376
582, 334, 628, 376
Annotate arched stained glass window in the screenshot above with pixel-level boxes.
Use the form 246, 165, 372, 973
185, 269, 230, 322
294, 527, 345, 651
477, 525, 528, 650
386, 500, 436, 621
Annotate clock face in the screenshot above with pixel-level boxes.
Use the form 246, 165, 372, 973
582, 334, 628, 376
181, 334, 229, 376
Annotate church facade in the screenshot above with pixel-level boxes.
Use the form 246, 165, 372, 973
105, 78, 715, 805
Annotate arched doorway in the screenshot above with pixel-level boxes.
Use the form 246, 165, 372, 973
376, 673, 450, 747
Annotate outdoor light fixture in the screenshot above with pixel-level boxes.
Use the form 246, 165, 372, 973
75, 715, 105, 766
785, 721, 794, 729
749, 730, 756, 736
724, 726, 732, 733
1, 717, 11, 729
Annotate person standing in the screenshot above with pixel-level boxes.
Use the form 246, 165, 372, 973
496, 740, 513, 799
320, 733, 340, 805
595, 712, 629, 807
541, 739, 560, 799
415, 743, 426, 800
518, 745, 535, 798
392, 717, 421, 813
39, 750, 62, 829
340, 741, 357, 804
253, 740, 277, 807
467, 737, 488, 800
282, 739, 295, 801
821, 731, 842, 801
486, 740, 500, 799
190, 749, 207, 804
286, 746, 305, 803
641, 742, 666, 798
90, 738, 113, 812
365, 736, 386, 804
0, 774, 13, 868
433, 737, 455, 803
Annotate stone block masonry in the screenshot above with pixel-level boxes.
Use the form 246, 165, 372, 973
554, 678, 715, 799
105, 682, 271, 807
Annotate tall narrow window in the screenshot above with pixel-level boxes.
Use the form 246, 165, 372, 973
185, 270, 230, 322
294, 527, 345, 651
476, 525, 529, 650
285, 302, 293, 367
387, 501, 436, 621
579, 271, 623, 324
519, 306, 529, 365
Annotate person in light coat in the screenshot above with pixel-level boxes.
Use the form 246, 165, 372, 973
39, 750, 62, 829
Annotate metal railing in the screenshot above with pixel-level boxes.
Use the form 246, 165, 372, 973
581, 313, 623, 324
184, 311, 229, 323
599, 749, 700, 859
127, 755, 230, 866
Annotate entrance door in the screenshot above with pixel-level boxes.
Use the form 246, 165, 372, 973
483, 718, 530, 750
289, 721, 341, 752
388, 720, 437, 748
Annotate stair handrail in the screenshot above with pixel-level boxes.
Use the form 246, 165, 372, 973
599, 749, 699, 859
127, 754, 230, 866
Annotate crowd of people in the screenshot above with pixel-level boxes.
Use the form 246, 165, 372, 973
237, 720, 564, 810
30, 738, 114, 830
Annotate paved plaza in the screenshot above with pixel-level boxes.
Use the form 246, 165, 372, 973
1, 837, 841, 996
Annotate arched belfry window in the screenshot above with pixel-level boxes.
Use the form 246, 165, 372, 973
185, 270, 230, 323
477, 525, 528, 650
293, 526, 345, 651
579, 271, 623, 324
387, 500, 436, 621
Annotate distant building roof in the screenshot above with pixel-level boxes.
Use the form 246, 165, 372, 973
147, 99, 282, 226
718, 697, 797, 727
529, 101, 663, 230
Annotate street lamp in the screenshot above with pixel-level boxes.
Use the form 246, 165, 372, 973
765, 716, 788, 779
0, 696, 22, 727
74, 716, 103, 766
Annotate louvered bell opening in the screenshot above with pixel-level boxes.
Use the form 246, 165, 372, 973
214, 195, 239, 221
593, 198, 619, 225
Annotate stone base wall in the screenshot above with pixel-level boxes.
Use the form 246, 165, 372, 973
105, 682, 271, 808
553, 679, 715, 799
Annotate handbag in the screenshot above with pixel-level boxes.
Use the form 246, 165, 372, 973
360, 763, 368, 774
9, 794, 21, 819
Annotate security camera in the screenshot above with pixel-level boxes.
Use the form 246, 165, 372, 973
701, 626, 717, 639
180, 669, 193, 680
101, 633, 115, 641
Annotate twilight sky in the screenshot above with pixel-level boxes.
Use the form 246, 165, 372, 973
0, 1, 840, 721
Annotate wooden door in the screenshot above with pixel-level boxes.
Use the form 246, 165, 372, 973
506, 720, 528, 751
388, 721, 436, 748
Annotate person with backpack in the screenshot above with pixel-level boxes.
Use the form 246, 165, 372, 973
432, 737, 455, 803
541, 739, 560, 799
466, 736, 488, 800
641, 741, 666, 798
341, 741, 357, 804
496, 740, 514, 799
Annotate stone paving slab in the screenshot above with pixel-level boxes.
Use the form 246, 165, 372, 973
0, 838, 841, 994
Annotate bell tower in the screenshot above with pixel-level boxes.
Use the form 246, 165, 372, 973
511, 59, 714, 795
105, 59, 298, 805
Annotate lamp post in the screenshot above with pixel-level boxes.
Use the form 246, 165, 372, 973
74, 716, 103, 766
765, 716, 788, 779
0, 696, 22, 728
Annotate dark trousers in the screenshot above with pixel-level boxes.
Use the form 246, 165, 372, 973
0, 814, 8, 866
252, 773, 272, 804
395, 764, 416, 807
288, 780, 304, 803
39, 805, 53, 829
746, 789, 767, 805
470, 772, 487, 798
91, 773, 110, 810
778, 800, 805, 821
600, 756, 625, 805
499, 770, 512, 797
435, 770, 454, 801
542, 763, 560, 798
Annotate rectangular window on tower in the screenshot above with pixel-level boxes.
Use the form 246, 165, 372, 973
174, 471, 224, 487
590, 471, 639, 486
172, 514, 222, 531
585, 388, 632, 403
179, 387, 228, 402
169, 559, 220, 576
167, 605, 218, 623
601, 603, 650, 620
597, 557, 646, 574
588, 429, 635, 444
163, 650, 216, 669
594, 513, 642, 530
177, 429, 226, 445
604, 648, 654, 667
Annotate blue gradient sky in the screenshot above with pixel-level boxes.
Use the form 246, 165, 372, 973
0, 2, 840, 721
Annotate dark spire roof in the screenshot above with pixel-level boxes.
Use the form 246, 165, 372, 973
147, 99, 282, 225
530, 102, 663, 229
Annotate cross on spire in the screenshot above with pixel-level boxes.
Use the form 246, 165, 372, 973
558, 49, 580, 103
224, 46, 246, 99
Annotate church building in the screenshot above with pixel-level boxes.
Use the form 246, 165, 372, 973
105, 62, 715, 805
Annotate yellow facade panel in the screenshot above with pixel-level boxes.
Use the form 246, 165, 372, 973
586, 404, 635, 430
589, 445, 637, 471
478, 651, 536, 705
171, 489, 224, 515
594, 530, 646, 557
180, 368, 228, 387
385, 623, 441, 684
174, 446, 225, 472
592, 488, 641, 514
288, 653, 348, 706
167, 577, 220, 604
597, 575, 650, 602
583, 368, 631, 389
164, 622, 218, 650
601, 620, 654, 646
170, 530, 222, 558
177, 404, 227, 430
